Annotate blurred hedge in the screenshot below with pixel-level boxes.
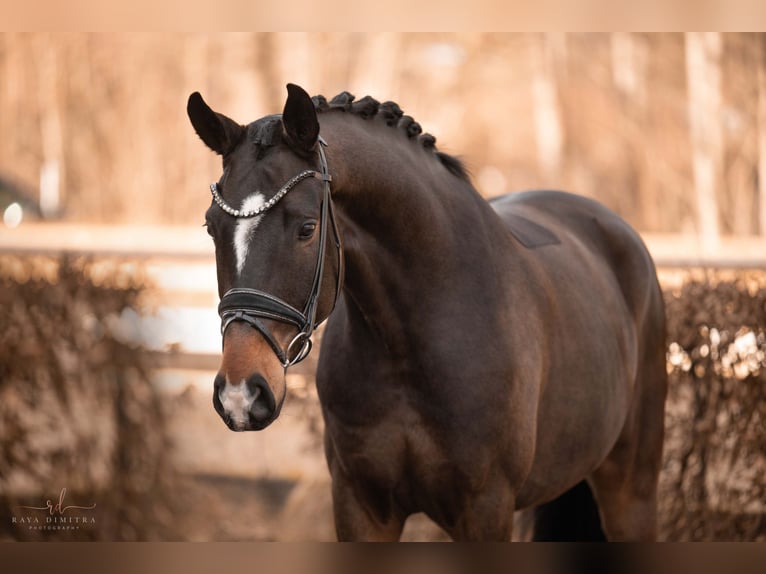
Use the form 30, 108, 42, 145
1, 255, 765, 541
0, 255, 177, 540
661, 270, 766, 541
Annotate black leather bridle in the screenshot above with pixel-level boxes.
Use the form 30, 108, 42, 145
211, 137, 343, 368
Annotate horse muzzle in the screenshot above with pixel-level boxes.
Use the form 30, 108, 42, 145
213, 372, 284, 431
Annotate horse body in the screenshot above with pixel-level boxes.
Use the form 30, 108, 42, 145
314, 111, 665, 540
187, 85, 667, 541
492, 192, 664, 509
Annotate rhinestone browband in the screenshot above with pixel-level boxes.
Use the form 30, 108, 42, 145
209, 169, 330, 218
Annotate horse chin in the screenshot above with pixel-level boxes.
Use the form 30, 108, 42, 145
225, 418, 273, 432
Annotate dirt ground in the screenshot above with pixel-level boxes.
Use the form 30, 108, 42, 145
164, 378, 451, 542
164, 372, 766, 542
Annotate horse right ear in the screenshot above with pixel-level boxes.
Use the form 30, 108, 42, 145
282, 83, 319, 152
187, 92, 245, 156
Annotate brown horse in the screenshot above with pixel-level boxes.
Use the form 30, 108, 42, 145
187, 84, 667, 541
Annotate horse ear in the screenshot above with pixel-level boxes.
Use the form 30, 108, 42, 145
187, 92, 245, 156
282, 83, 319, 152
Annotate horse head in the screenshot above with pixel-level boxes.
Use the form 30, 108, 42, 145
187, 84, 342, 431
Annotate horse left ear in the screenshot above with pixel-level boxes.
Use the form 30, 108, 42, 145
282, 83, 319, 152
187, 92, 245, 156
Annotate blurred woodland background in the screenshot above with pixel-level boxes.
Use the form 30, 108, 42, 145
0, 32, 765, 242
1, 33, 765, 541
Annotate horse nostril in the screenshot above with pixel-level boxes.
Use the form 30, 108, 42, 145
250, 400, 271, 421
246, 374, 276, 422
212, 374, 226, 417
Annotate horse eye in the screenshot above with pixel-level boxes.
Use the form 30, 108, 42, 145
203, 221, 215, 238
299, 221, 317, 240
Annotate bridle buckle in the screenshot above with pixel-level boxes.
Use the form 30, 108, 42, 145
285, 333, 313, 368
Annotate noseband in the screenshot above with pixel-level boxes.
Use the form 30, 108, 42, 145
211, 137, 343, 368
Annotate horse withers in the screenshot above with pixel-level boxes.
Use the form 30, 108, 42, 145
187, 84, 667, 541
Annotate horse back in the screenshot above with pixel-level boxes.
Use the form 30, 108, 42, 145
490, 189, 662, 330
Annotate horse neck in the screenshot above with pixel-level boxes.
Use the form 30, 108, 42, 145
322, 117, 513, 354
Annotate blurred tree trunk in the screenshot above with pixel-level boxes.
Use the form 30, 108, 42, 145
529, 33, 564, 182
272, 33, 323, 100
685, 32, 722, 250
181, 34, 215, 218
611, 33, 655, 230
349, 33, 401, 98
232, 33, 270, 118
758, 34, 766, 236
611, 33, 647, 109
0, 34, 42, 200
33, 35, 64, 218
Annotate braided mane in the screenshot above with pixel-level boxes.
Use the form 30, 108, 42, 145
311, 91, 469, 182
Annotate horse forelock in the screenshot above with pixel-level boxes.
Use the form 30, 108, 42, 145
245, 115, 282, 159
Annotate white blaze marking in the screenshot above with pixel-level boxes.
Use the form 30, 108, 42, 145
219, 377, 260, 430
233, 192, 266, 276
